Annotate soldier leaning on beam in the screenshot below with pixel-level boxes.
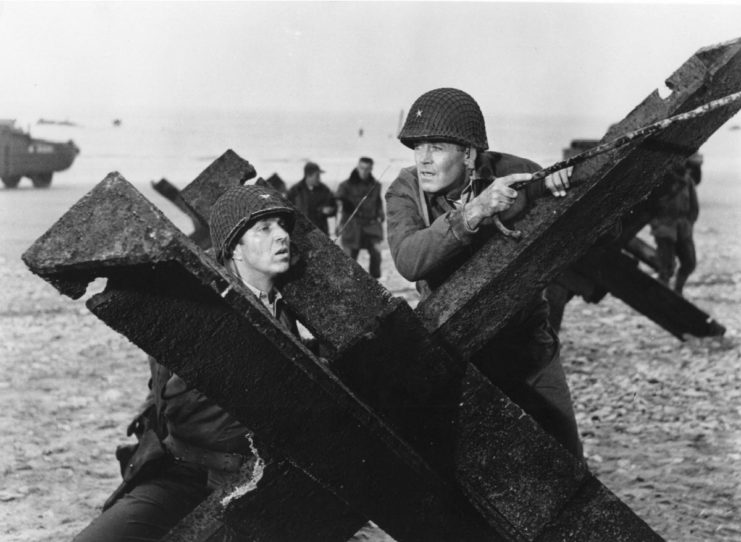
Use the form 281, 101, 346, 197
385, 88, 582, 457
74, 185, 300, 541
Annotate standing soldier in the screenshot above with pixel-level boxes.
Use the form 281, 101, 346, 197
649, 157, 700, 295
336, 156, 385, 279
287, 161, 337, 236
385, 88, 582, 457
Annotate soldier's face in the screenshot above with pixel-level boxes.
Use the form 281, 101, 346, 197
233, 216, 291, 282
414, 141, 466, 193
306, 172, 321, 188
357, 161, 372, 180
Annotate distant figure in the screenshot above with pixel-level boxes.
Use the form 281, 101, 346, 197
112, 119, 122, 127
287, 162, 337, 235
336, 157, 385, 279
649, 157, 700, 295
264, 172, 287, 196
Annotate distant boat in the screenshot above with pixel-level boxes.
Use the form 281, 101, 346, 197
1, 120, 80, 188
37, 118, 77, 127
113, 119, 122, 127
730, 124, 740, 131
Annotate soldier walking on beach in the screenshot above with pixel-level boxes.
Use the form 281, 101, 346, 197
336, 156, 385, 279
74, 185, 300, 541
385, 87, 582, 457
287, 161, 337, 235
649, 155, 701, 295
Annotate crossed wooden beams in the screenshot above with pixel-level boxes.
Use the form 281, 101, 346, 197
549, 140, 725, 339
22, 37, 741, 540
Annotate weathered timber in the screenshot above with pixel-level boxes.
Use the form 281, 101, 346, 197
161, 459, 365, 542
417, 37, 741, 360
22, 174, 496, 542
179, 149, 257, 224
576, 248, 725, 339
173, 152, 660, 541
550, 127, 724, 339
624, 237, 659, 270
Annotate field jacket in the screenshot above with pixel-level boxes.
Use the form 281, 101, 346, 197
385, 151, 556, 377
337, 170, 384, 248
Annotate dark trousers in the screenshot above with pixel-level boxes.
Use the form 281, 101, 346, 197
74, 461, 210, 542
343, 241, 382, 279
655, 229, 696, 294
474, 324, 583, 459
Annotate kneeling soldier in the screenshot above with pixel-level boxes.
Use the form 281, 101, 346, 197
75, 185, 298, 541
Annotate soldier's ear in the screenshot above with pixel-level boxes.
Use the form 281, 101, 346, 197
464, 147, 477, 169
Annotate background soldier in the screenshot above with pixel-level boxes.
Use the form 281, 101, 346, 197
336, 156, 385, 279
650, 156, 701, 295
385, 87, 582, 457
287, 161, 337, 235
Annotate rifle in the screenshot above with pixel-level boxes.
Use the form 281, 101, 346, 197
493, 90, 741, 238
335, 164, 391, 240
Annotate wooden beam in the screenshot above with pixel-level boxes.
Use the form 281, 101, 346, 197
174, 153, 660, 540
576, 248, 725, 339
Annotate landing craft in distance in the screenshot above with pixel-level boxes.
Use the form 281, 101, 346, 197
113, 119, 122, 127
0, 120, 79, 189
37, 118, 77, 127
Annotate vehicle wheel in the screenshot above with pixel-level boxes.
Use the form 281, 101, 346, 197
31, 173, 53, 188
2, 176, 22, 188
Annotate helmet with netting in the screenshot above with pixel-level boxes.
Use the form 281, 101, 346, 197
209, 185, 295, 263
398, 88, 488, 150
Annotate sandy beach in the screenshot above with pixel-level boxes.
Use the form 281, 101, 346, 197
1, 142, 740, 541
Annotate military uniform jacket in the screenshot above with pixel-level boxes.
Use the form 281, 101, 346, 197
385, 151, 557, 379
337, 170, 384, 249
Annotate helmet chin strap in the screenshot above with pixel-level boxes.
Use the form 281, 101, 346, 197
461, 147, 478, 202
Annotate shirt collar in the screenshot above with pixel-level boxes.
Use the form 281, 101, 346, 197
243, 282, 282, 312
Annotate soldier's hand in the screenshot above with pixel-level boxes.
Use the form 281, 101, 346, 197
545, 167, 572, 197
463, 173, 532, 230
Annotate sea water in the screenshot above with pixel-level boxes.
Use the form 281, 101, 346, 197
21, 108, 626, 191
5, 106, 739, 251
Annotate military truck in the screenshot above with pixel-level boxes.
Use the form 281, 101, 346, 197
1, 120, 79, 188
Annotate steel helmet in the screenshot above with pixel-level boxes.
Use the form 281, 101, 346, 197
209, 185, 295, 263
398, 88, 489, 150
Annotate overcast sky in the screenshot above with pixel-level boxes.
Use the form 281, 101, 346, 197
1, 1, 741, 121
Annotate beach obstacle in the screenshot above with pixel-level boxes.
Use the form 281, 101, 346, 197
546, 138, 726, 339
22, 36, 741, 541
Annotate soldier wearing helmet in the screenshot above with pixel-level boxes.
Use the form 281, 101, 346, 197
386, 88, 581, 457
76, 184, 299, 541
